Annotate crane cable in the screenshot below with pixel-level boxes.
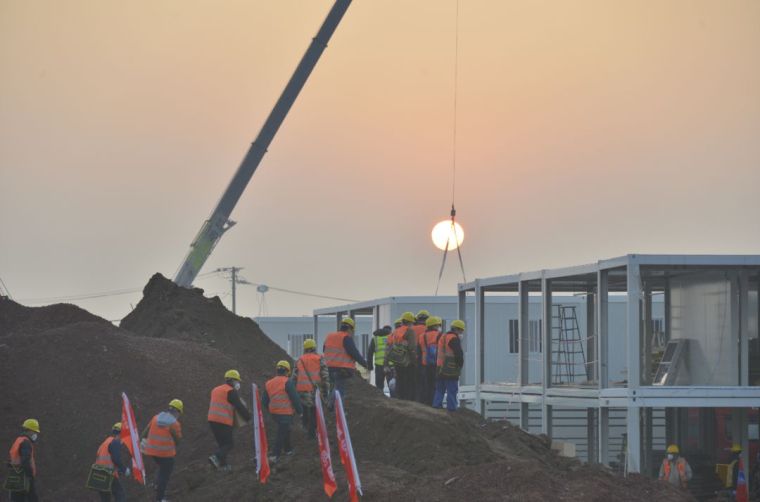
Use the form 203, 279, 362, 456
435, 0, 467, 296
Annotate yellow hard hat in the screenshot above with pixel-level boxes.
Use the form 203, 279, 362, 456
666, 444, 679, 454
394, 318, 402, 325
169, 399, 184, 414
303, 338, 317, 350
416, 310, 430, 319
731, 444, 742, 453
225, 369, 241, 381
451, 320, 466, 331
277, 360, 292, 373
112, 422, 122, 432
425, 316, 442, 328
401, 312, 415, 323
22, 419, 40, 433
340, 317, 355, 329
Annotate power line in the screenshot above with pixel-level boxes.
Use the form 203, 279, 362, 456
17, 287, 143, 304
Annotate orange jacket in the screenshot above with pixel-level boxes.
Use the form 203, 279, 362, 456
143, 413, 181, 458
9, 435, 35, 477
94, 436, 118, 478
208, 384, 235, 426
266, 375, 295, 415
296, 353, 323, 392
419, 329, 441, 366
323, 331, 354, 369
437, 332, 456, 368
660, 458, 688, 488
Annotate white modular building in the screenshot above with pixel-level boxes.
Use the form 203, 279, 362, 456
254, 316, 373, 359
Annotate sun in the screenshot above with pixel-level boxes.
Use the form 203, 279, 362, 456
431, 220, 464, 251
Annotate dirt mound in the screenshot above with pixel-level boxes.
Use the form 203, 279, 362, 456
0, 298, 109, 335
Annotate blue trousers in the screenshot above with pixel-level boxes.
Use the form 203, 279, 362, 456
432, 378, 459, 411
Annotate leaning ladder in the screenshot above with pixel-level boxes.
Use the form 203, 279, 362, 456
551, 305, 588, 384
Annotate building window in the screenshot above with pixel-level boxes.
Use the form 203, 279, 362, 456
287, 333, 314, 358
508, 319, 519, 353
529, 319, 543, 353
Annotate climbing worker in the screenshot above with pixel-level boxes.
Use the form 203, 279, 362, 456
262, 360, 303, 464
323, 317, 368, 409
385, 312, 418, 401
658, 444, 693, 490
207, 369, 252, 471
91, 423, 130, 502
419, 316, 443, 405
293, 339, 329, 440
412, 310, 430, 403
367, 326, 392, 392
141, 399, 183, 502
433, 319, 465, 411
6, 418, 40, 502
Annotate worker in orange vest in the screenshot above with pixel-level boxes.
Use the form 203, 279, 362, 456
658, 444, 693, 490
262, 360, 303, 464
412, 310, 430, 403
384, 312, 418, 401
141, 399, 183, 502
419, 316, 443, 406
433, 320, 465, 411
91, 422, 130, 502
323, 317, 368, 409
207, 369, 251, 471
7, 418, 40, 502
293, 339, 329, 440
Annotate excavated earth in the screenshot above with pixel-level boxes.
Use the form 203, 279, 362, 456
0, 274, 695, 501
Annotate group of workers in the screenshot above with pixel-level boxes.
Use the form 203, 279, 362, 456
657, 443, 748, 500
367, 309, 465, 411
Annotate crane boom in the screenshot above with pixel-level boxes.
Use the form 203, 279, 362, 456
174, 0, 352, 287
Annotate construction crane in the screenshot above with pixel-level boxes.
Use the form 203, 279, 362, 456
173, 0, 352, 287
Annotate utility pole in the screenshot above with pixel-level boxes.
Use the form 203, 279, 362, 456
215, 267, 246, 314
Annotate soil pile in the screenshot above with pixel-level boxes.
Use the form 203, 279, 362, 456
0, 298, 109, 335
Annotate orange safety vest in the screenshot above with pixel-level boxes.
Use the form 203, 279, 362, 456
296, 353, 322, 392
323, 331, 354, 369
660, 458, 688, 487
266, 375, 295, 415
420, 329, 441, 366
143, 414, 181, 458
94, 436, 119, 477
207, 383, 235, 426
391, 326, 411, 345
437, 332, 455, 368
9, 436, 36, 477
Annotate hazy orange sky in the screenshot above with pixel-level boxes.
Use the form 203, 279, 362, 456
2, 0, 759, 321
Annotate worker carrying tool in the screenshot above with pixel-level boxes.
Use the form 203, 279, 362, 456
419, 316, 443, 406
412, 310, 430, 403
141, 399, 183, 502
659, 444, 693, 490
385, 312, 418, 401
207, 369, 252, 471
323, 317, 368, 409
5, 418, 40, 502
90, 422, 131, 502
367, 326, 392, 392
262, 360, 303, 464
293, 339, 329, 440
433, 320, 465, 411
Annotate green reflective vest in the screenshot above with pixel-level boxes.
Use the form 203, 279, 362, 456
374, 334, 389, 365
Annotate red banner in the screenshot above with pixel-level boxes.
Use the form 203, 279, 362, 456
315, 392, 337, 497
335, 390, 362, 501
736, 457, 748, 502
119, 392, 146, 485
252, 384, 270, 484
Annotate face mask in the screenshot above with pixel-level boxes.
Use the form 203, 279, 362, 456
667, 454, 674, 461
233, 381, 241, 391
30, 433, 38, 443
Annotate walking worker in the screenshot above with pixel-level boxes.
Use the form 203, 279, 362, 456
141, 399, 183, 502
6, 418, 40, 502
385, 312, 418, 401
207, 369, 251, 470
323, 317, 368, 408
412, 310, 430, 403
658, 444, 693, 490
293, 339, 329, 440
433, 320, 465, 411
727, 443, 743, 495
367, 326, 392, 391
262, 360, 303, 464
419, 316, 443, 405
92, 422, 130, 502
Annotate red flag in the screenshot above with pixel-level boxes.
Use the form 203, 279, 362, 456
315, 392, 337, 498
736, 457, 748, 502
335, 390, 362, 501
119, 392, 146, 485
252, 383, 270, 484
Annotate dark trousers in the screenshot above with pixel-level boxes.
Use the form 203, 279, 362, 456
374, 364, 390, 391
433, 378, 459, 411
10, 477, 38, 502
151, 456, 174, 501
272, 416, 292, 457
302, 404, 316, 439
328, 367, 352, 409
424, 365, 437, 405
99, 477, 126, 502
416, 366, 428, 403
209, 421, 234, 465
396, 365, 417, 401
